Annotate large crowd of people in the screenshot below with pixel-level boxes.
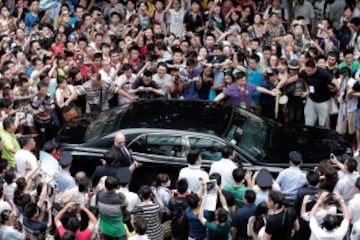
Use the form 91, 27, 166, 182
0, 0, 359, 239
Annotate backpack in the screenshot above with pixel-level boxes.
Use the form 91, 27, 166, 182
168, 195, 188, 239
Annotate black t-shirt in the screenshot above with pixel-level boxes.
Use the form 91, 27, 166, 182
183, 12, 204, 33
132, 78, 162, 100
299, 68, 332, 103
265, 207, 297, 240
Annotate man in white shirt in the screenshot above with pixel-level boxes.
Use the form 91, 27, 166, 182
309, 192, 350, 240
209, 146, 237, 188
333, 158, 359, 204
348, 177, 360, 223
116, 168, 141, 212
14, 136, 37, 177
178, 149, 209, 193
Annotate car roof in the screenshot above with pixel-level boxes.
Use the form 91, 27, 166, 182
105, 128, 221, 139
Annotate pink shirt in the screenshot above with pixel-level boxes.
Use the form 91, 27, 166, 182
57, 225, 92, 240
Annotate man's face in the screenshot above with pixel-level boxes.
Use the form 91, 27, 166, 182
305, 66, 316, 75
75, 7, 84, 18
249, 59, 257, 70
39, 86, 47, 96
206, 36, 215, 48
157, 66, 167, 77
345, 53, 353, 65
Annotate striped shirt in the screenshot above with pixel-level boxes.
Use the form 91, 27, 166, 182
133, 202, 164, 240
97, 191, 127, 237
75, 80, 117, 112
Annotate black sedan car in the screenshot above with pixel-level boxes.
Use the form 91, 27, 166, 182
58, 100, 350, 189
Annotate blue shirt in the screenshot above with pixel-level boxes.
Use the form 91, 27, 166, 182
24, 12, 40, 32
180, 69, 201, 100
56, 169, 76, 193
185, 207, 206, 239
247, 70, 264, 105
232, 204, 256, 238
276, 166, 307, 198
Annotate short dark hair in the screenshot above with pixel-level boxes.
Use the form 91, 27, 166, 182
187, 149, 201, 165
350, 17, 360, 26
215, 207, 228, 223
104, 176, 119, 191
305, 60, 316, 68
24, 202, 38, 219
250, 54, 260, 63
2, 117, 13, 131
209, 172, 222, 186
19, 136, 33, 148
322, 214, 338, 231
67, 216, 80, 232
155, 173, 170, 187
306, 170, 320, 186
232, 168, 245, 183
176, 179, 188, 194
103, 151, 114, 166
345, 158, 358, 173
268, 190, 285, 209
139, 185, 152, 200
222, 146, 234, 159
244, 189, 256, 204
186, 193, 200, 209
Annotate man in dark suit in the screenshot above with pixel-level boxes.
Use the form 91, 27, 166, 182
91, 151, 118, 186
111, 131, 140, 171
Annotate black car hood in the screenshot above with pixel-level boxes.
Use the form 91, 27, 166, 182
58, 100, 233, 145
263, 120, 350, 164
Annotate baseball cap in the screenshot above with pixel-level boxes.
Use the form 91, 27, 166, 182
289, 151, 302, 163
256, 169, 273, 188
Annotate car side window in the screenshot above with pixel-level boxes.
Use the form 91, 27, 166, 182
129, 134, 184, 157
188, 137, 223, 161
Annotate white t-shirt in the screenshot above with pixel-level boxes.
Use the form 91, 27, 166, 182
209, 158, 237, 188
178, 165, 209, 193
309, 216, 349, 240
169, 8, 185, 38
117, 188, 141, 212
14, 149, 37, 177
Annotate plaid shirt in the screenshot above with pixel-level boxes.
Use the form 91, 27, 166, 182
264, 23, 286, 47
75, 80, 117, 112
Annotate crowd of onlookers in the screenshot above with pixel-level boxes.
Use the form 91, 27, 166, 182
0, 0, 359, 239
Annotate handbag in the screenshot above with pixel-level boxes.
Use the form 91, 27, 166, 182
62, 103, 80, 121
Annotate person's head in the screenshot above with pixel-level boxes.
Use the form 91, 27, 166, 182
222, 146, 235, 160
2, 117, 16, 133
105, 176, 119, 191
155, 173, 170, 188
133, 216, 148, 235
20, 136, 36, 151
4, 169, 15, 185
24, 202, 39, 219
350, 17, 360, 32
215, 207, 228, 223
191, 0, 201, 13
187, 149, 202, 165
317, 55, 327, 68
176, 178, 188, 194
114, 131, 126, 147
67, 216, 80, 232
103, 151, 114, 166
304, 60, 317, 76
249, 54, 260, 70
244, 189, 256, 204
186, 192, 201, 209
29, 0, 39, 13
156, 62, 167, 78
205, 33, 216, 49
139, 185, 152, 201
355, 177, 360, 192
327, 51, 338, 66
343, 49, 354, 66
306, 170, 320, 187
267, 190, 285, 210
0, 209, 16, 226
322, 214, 339, 231
344, 158, 358, 173
289, 151, 302, 166
324, 166, 339, 190
232, 168, 245, 184
209, 172, 222, 187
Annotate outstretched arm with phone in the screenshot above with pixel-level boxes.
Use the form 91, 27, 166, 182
329, 153, 345, 172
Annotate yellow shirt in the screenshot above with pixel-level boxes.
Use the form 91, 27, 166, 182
0, 130, 20, 167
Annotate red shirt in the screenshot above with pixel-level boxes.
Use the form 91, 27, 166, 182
57, 225, 92, 240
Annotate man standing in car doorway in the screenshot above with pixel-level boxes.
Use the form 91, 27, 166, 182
110, 131, 140, 172
299, 60, 339, 128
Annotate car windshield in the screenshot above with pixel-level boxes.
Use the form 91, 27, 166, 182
225, 109, 269, 160
84, 107, 128, 142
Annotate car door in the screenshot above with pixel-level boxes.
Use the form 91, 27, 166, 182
127, 133, 187, 190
